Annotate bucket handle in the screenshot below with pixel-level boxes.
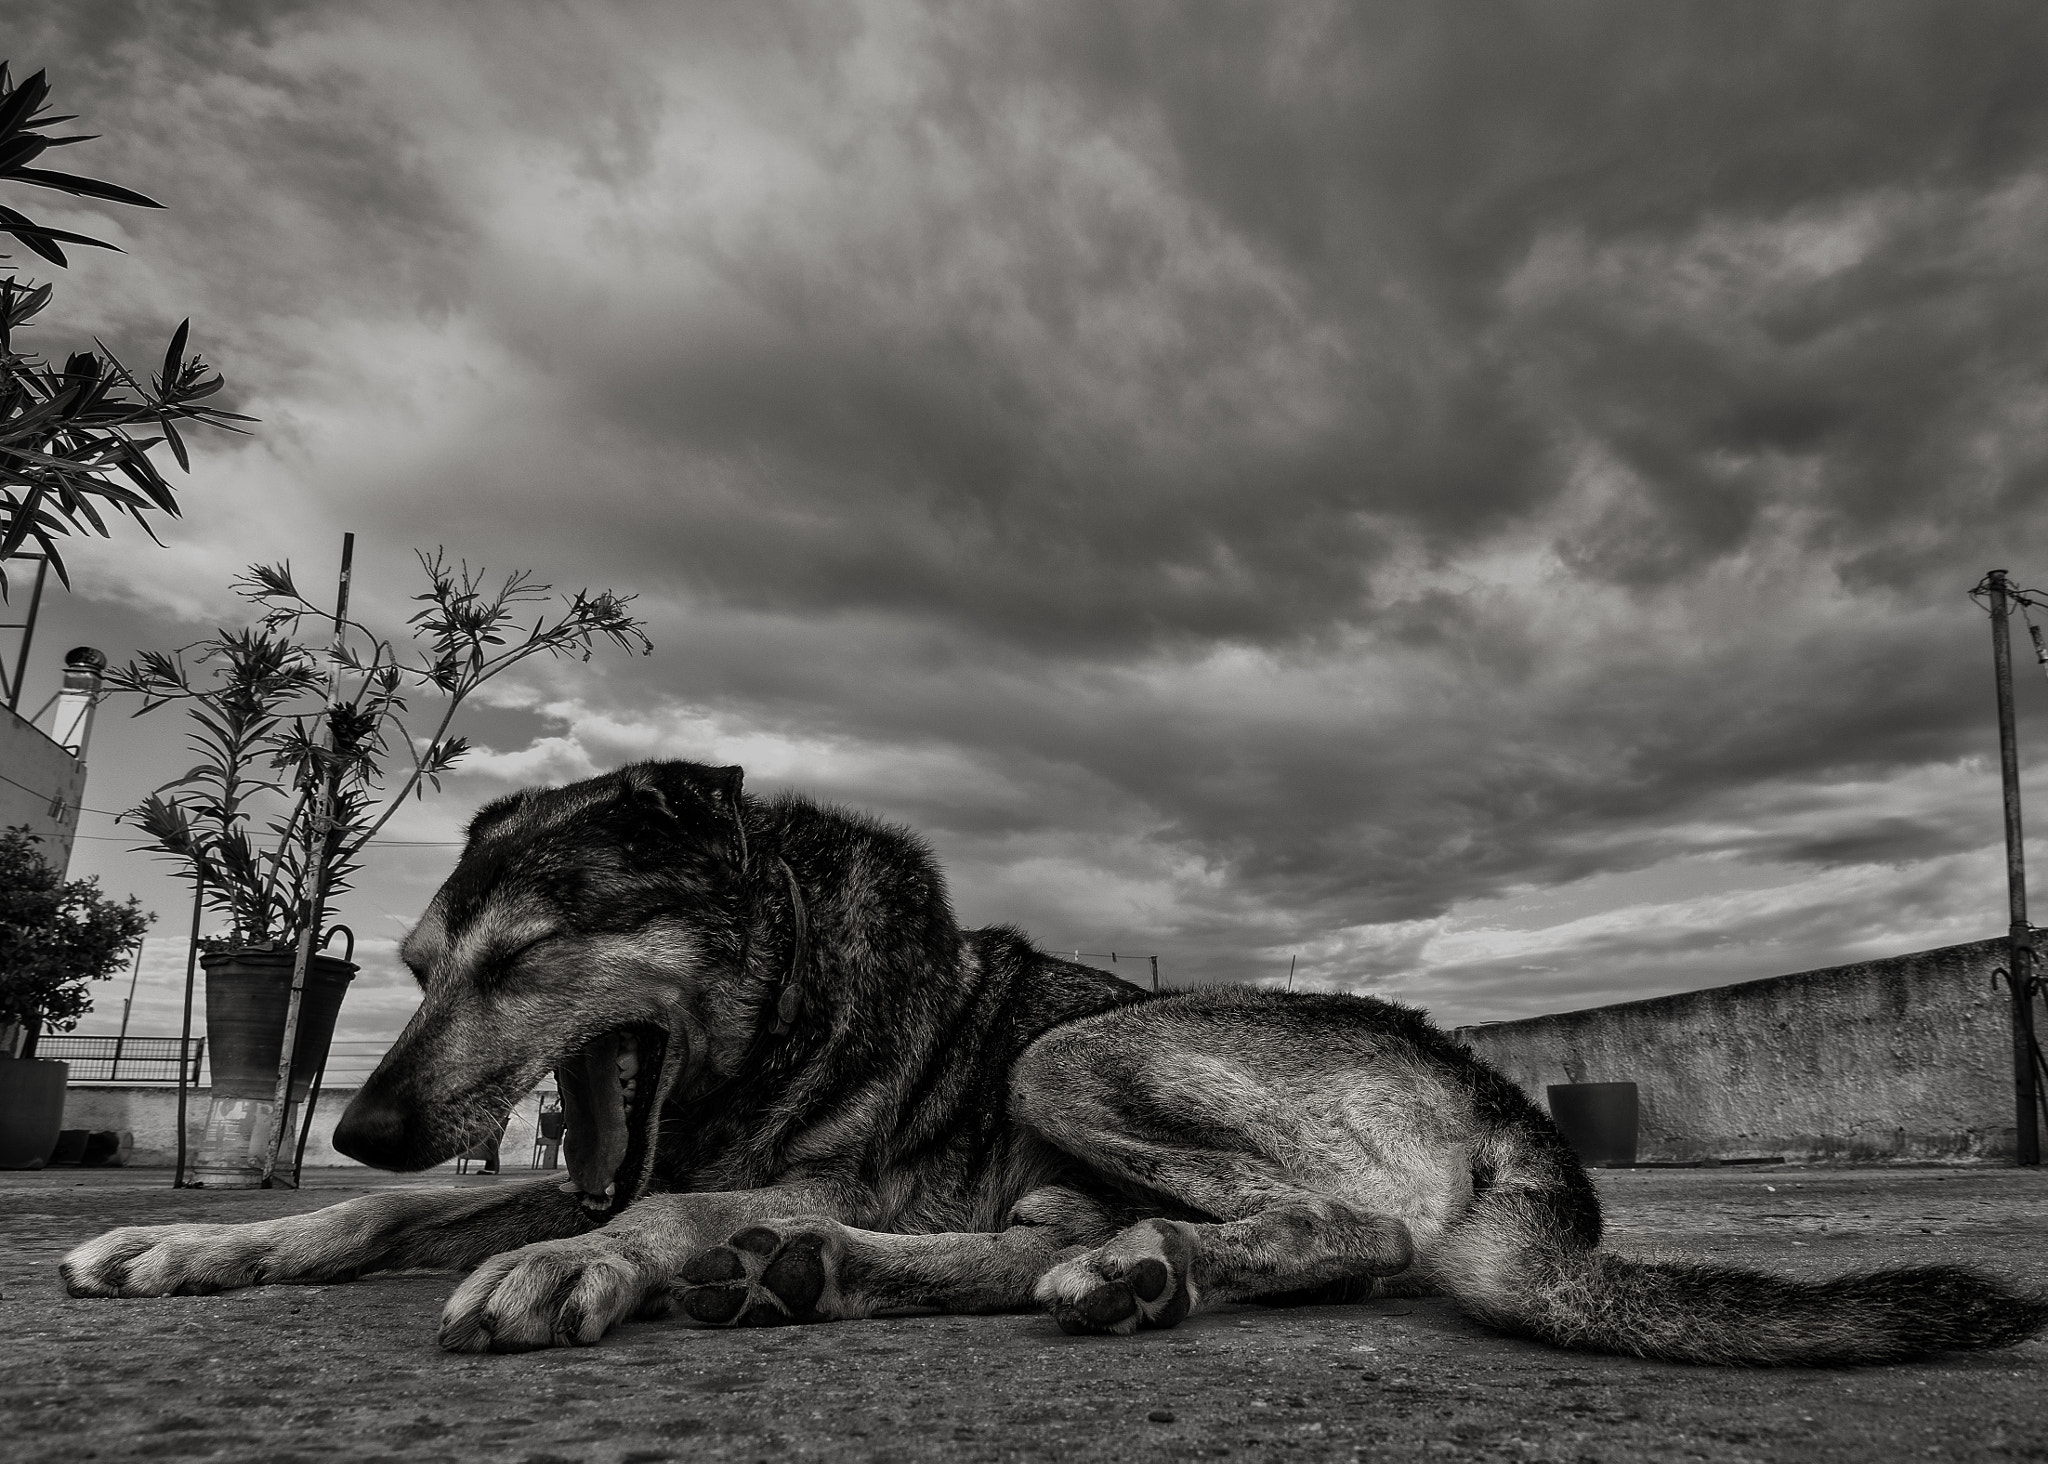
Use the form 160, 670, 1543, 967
320, 924, 355, 964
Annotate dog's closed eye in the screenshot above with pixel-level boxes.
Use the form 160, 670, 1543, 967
482, 935, 557, 983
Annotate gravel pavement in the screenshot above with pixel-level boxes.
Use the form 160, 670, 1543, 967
4, 1164, 2045, 1463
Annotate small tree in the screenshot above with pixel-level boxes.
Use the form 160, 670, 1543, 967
0, 61, 250, 595
113, 548, 653, 951
0, 826, 151, 1056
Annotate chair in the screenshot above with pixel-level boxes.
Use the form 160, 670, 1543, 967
531, 1092, 565, 1171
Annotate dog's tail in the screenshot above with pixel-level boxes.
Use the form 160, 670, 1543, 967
1435, 1135, 2048, 1365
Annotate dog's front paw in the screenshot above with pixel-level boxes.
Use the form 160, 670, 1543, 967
1035, 1218, 1196, 1335
61, 1224, 273, 1297
439, 1235, 647, 1352
676, 1220, 847, 1327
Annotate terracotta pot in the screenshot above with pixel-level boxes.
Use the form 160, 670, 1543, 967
0, 1057, 69, 1169
193, 950, 356, 1186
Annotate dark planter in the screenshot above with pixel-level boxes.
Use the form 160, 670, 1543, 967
1547, 1081, 1639, 1168
193, 949, 356, 1186
202, 950, 357, 1100
0, 1058, 70, 1169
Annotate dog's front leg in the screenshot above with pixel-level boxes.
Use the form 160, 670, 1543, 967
438, 1183, 858, 1352
61, 1178, 594, 1297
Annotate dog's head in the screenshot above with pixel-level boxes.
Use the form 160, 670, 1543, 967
332, 759, 756, 1211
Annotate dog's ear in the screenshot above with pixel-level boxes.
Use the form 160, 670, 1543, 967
620, 761, 746, 821
706, 764, 743, 808
465, 788, 535, 842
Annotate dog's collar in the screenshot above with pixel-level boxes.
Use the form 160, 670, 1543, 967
769, 854, 807, 1035
731, 799, 808, 1038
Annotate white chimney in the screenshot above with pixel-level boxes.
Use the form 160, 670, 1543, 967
49, 645, 107, 758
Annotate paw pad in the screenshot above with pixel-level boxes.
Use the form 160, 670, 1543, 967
678, 1226, 833, 1327
1127, 1257, 1171, 1302
1037, 1219, 1195, 1336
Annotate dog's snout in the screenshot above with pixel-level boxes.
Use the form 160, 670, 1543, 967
332, 1090, 414, 1169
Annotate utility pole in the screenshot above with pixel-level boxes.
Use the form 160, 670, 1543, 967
111, 938, 144, 1081
1984, 569, 2041, 1166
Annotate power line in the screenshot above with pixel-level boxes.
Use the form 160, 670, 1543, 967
0, 766, 119, 816
3, 771, 468, 845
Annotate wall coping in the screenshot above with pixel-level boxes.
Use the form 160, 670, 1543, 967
1454, 936, 2006, 1037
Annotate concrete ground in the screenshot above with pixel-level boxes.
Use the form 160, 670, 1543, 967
3, 1165, 2045, 1464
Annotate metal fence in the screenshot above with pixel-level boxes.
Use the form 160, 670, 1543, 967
36, 1034, 206, 1083
312, 1041, 398, 1086
37, 1036, 407, 1088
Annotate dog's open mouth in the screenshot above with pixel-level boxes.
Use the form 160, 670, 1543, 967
557, 1022, 671, 1215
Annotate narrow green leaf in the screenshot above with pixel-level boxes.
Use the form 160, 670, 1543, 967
160, 318, 189, 392
0, 202, 122, 255
161, 417, 189, 472
3, 166, 162, 208
0, 207, 65, 264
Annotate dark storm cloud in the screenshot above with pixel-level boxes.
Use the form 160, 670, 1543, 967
377, 0, 2048, 667
32, 0, 2048, 627
22, 1, 2048, 1039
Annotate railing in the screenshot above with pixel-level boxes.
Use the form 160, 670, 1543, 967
305, 1040, 398, 1086
35, 1034, 205, 1083
1053, 949, 1163, 990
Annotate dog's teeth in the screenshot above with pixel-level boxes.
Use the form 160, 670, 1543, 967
605, 1183, 617, 1197
558, 1181, 580, 1195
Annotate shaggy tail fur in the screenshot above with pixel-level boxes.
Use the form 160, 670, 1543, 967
1436, 1193, 2048, 1366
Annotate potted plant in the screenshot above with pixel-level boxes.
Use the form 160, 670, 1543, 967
0, 827, 150, 1167
115, 541, 650, 1184
116, 620, 364, 1187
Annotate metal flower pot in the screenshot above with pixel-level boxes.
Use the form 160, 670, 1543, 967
0, 1057, 69, 1169
1546, 1081, 1639, 1168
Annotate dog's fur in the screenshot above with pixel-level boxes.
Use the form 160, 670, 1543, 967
62, 761, 2048, 1363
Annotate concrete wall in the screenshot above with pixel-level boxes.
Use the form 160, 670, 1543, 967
1455, 939, 2024, 1164
57, 1083, 561, 1170
0, 705, 84, 863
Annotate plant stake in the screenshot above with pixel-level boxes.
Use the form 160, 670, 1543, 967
259, 532, 352, 1187
172, 868, 203, 1187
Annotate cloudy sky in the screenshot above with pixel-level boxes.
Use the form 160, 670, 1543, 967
15, 1, 2048, 1070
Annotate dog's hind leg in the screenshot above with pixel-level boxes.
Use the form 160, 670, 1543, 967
61, 1178, 595, 1297
672, 1186, 1127, 1327
1009, 998, 1458, 1335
